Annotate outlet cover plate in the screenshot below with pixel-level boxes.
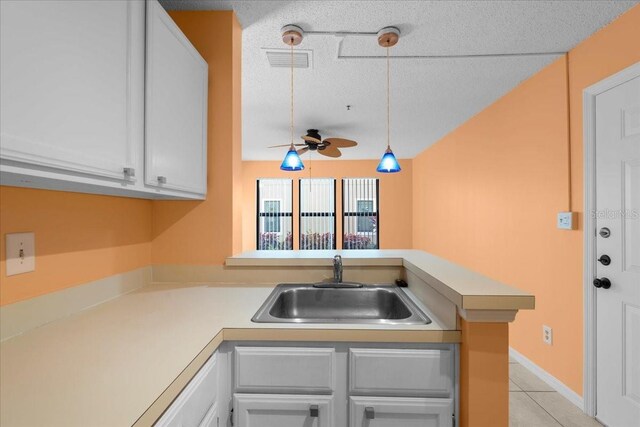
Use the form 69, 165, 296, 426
6, 232, 35, 276
557, 212, 577, 230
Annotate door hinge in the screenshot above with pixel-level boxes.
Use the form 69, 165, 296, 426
452, 413, 456, 427
230, 408, 234, 426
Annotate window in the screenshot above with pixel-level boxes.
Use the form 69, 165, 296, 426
299, 178, 336, 249
342, 178, 379, 249
263, 200, 281, 232
356, 200, 374, 232
257, 179, 293, 250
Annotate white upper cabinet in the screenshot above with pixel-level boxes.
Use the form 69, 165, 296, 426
0, 0, 208, 200
145, 0, 208, 196
0, 0, 144, 181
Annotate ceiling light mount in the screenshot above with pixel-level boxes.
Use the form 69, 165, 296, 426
281, 24, 304, 46
377, 26, 400, 48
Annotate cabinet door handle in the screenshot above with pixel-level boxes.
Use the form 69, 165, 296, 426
309, 404, 319, 417
123, 167, 135, 178
365, 406, 375, 419
157, 176, 167, 184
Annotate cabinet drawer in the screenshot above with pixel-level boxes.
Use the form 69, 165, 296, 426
235, 347, 335, 393
234, 393, 333, 427
349, 396, 453, 427
156, 352, 218, 427
349, 348, 452, 397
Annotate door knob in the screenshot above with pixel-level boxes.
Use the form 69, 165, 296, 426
598, 255, 611, 266
365, 407, 375, 420
593, 277, 611, 289
599, 227, 611, 238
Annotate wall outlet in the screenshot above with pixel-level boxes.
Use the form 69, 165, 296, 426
5, 232, 35, 276
557, 212, 577, 230
542, 325, 553, 345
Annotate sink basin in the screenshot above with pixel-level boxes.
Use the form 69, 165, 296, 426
251, 284, 431, 325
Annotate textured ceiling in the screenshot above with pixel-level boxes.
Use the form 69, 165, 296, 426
161, 0, 638, 160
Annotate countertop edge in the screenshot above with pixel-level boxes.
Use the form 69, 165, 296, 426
226, 250, 535, 311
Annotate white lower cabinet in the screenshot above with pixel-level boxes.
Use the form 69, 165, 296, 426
350, 396, 454, 427
155, 352, 219, 427
199, 402, 219, 427
228, 344, 456, 427
233, 394, 334, 427
153, 343, 456, 427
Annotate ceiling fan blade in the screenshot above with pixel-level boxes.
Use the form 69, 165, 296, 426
324, 138, 357, 148
302, 135, 322, 144
297, 147, 309, 155
268, 143, 307, 148
319, 146, 342, 158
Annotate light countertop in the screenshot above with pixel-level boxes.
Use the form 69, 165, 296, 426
0, 282, 457, 427
227, 250, 535, 310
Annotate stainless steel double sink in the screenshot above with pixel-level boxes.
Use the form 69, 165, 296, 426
251, 283, 431, 325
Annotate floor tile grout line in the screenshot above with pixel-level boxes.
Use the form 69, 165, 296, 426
523, 390, 566, 427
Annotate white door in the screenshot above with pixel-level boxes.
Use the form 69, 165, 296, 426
595, 71, 640, 426
0, 0, 144, 181
349, 396, 453, 427
233, 394, 333, 427
145, 0, 208, 195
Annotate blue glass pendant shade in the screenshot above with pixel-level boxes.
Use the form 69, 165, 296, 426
280, 146, 305, 171
376, 147, 401, 173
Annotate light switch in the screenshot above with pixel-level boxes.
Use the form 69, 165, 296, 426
557, 212, 577, 230
5, 232, 35, 276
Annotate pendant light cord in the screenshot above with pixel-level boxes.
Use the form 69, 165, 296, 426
386, 46, 390, 150
290, 40, 295, 149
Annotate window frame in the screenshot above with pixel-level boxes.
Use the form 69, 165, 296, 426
342, 178, 380, 249
298, 178, 337, 250
256, 179, 293, 250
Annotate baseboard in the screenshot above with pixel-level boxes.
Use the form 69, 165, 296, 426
509, 347, 584, 411
0, 266, 152, 341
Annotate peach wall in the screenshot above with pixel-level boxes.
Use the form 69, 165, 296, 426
412, 5, 640, 396
460, 320, 509, 427
0, 186, 152, 305
242, 159, 413, 251
152, 11, 243, 265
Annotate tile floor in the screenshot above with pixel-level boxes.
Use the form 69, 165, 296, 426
509, 357, 603, 427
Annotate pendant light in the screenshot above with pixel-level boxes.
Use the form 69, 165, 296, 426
376, 27, 401, 173
280, 25, 305, 171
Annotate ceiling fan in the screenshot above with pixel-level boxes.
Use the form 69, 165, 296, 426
269, 129, 358, 158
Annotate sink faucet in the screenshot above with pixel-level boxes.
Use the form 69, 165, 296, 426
333, 255, 343, 283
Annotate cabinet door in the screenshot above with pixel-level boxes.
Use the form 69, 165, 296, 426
199, 402, 218, 427
350, 397, 453, 427
234, 394, 333, 427
155, 353, 218, 427
0, 0, 144, 181
349, 348, 453, 397
145, 0, 208, 195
